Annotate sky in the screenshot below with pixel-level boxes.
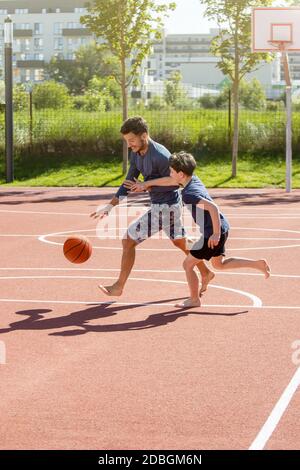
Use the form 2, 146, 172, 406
162, 0, 218, 35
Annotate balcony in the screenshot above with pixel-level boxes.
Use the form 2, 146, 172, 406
14, 29, 33, 38
16, 59, 45, 68
62, 28, 91, 37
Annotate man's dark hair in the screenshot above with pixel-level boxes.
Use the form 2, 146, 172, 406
169, 152, 197, 176
120, 116, 149, 135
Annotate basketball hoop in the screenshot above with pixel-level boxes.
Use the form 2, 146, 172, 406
267, 40, 293, 52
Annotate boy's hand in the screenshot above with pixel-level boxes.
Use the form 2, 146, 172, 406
90, 203, 114, 220
208, 233, 220, 249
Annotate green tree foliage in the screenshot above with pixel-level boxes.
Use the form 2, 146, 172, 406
81, 0, 176, 173
46, 41, 119, 95
200, 0, 273, 176
33, 81, 72, 110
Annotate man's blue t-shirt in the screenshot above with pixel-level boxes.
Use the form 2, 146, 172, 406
116, 139, 180, 205
182, 175, 230, 238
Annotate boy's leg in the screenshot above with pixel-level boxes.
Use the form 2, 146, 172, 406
172, 238, 215, 294
175, 254, 202, 308
211, 256, 271, 278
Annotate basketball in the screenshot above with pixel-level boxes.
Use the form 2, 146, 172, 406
63, 236, 92, 264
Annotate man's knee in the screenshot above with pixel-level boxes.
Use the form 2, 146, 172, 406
122, 236, 137, 250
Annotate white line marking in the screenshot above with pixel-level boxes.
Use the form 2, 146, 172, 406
249, 367, 300, 450
1, 208, 300, 219
38, 229, 300, 252
0, 298, 299, 309
2, 233, 300, 242
0, 267, 299, 279
0, 276, 262, 308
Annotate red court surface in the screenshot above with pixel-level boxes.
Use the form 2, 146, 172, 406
0, 187, 299, 450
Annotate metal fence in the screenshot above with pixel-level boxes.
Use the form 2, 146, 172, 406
1, 83, 300, 158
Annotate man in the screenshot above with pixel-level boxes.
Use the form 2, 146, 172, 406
90, 116, 214, 297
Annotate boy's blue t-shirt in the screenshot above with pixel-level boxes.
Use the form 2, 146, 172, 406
182, 175, 230, 237
116, 139, 180, 205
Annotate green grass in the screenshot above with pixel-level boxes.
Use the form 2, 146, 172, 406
1, 153, 299, 188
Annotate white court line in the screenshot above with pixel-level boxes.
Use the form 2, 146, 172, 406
38, 228, 300, 252
0, 267, 300, 280
1, 208, 300, 219
0, 276, 262, 307
249, 367, 300, 450
0, 298, 299, 310
2, 234, 300, 242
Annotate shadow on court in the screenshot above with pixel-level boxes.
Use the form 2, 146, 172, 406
0, 301, 248, 337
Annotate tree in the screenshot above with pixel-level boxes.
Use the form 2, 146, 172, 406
46, 41, 119, 95
164, 71, 190, 109
81, 0, 176, 174
240, 78, 267, 110
200, 0, 273, 177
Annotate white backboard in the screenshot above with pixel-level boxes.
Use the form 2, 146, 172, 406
252, 7, 300, 52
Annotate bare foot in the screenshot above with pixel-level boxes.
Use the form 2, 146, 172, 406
175, 298, 201, 309
200, 271, 215, 295
257, 259, 271, 279
98, 283, 123, 297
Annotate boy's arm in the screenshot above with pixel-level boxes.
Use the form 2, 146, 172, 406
198, 199, 222, 248
124, 176, 178, 192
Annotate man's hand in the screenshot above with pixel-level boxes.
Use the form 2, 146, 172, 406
124, 178, 147, 193
208, 233, 221, 249
90, 203, 114, 220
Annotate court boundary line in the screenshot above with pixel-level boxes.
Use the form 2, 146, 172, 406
249, 367, 300, 450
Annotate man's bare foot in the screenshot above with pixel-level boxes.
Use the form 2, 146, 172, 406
98, 283, 123, 297
200, 271, 215, 295
175, 298, 201, 309
257, 259, 271, 279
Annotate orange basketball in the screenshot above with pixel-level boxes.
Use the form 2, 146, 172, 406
63, 236, 92, 264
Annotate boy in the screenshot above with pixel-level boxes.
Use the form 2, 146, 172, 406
128, 151, 271, 308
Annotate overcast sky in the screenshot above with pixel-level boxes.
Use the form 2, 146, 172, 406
162, 0, 217, 34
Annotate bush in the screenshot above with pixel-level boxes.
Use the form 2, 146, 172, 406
148, 95, 167, 110
33, 81, 72, 110
73, 92, 106, 112
13, 84, 29, 112
199, 94, 218, 109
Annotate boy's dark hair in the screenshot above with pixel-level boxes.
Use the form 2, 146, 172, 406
120, 116, 149, 135
169, 152, 197, 176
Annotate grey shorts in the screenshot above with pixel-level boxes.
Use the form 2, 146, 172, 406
126, 203, 186, 244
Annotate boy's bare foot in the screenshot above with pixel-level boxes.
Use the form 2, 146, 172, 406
200, 271, 215, 295
257, 259, 271, 279
98, 283, 123, 297
175, 298, 201, 309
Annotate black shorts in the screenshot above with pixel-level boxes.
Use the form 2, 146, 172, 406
190, 231, 229, 261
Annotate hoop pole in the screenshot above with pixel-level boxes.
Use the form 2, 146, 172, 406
281, 50, 292, 193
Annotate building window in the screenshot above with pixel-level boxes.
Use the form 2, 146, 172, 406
34, 38, 43, 50
15, 23, 31, 30
34, 69, 44, 81
42, 9, 47, 14
25, 69, 31, 81
34, 23, 43, 35
0, 9, 8, 15
54, 23, 63, 34
15, 9, 29, 14
34, 53, 44, 60
56, 8, 61, 13
74, 8, 86, 13
67, 52, 76, 60
54, 38, 64, 50
67, 22, 83, 29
